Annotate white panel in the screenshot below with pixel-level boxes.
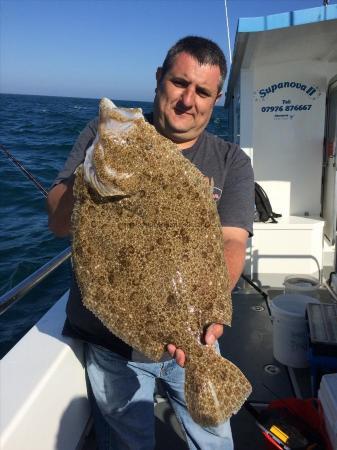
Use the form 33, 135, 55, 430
240, 69, 254, 153
252, 60, 328, 217
246, 216, 324, 286
0, 294, 90, 450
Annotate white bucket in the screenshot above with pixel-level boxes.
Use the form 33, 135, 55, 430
271, 294, 319, 368
284, 275, 320, 298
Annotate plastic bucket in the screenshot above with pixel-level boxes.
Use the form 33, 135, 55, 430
271, 294, 319, 368
284, 275, 320, 299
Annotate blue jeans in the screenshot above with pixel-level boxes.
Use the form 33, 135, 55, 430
84, 343, 233, 450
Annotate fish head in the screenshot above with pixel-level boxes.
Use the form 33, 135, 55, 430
83, 97, 145, 197
98, 97, 144, 135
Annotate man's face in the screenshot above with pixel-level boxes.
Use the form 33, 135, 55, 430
153, 52, 222, 149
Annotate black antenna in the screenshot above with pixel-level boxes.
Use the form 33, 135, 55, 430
0, 144, 48, 198
241, 273, 271, 316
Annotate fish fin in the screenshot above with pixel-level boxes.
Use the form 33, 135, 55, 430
184, 345, 251, 426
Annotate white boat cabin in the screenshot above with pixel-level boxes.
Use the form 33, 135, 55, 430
225, 4, 337, 287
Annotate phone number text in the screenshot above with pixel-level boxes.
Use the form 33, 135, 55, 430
261, 104, 312, 112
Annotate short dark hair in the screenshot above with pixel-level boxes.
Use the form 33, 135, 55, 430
161, 36, 227, 93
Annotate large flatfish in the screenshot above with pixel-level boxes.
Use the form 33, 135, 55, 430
72, 98, 252, 426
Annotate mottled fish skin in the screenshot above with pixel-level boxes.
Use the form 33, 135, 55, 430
72, 97, 252, 426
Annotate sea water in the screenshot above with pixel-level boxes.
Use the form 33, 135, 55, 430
0, 93, 229, 358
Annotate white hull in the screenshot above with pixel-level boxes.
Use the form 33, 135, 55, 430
0, 293, 90, 450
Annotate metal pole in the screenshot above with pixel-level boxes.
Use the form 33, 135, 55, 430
0, 247, 71, 315
224, 0, 232, 65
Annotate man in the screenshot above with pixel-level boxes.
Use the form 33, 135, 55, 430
47, 36, 254, 450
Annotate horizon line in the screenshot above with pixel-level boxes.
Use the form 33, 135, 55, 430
0, 91, 225, 108
0, 91, 155, 104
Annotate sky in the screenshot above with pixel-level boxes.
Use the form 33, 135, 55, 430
1, 0, 336, 101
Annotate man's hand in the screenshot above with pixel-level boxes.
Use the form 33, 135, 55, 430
167, 345, 186, 367
167, 323, 224, 368
204, 323, 224, 345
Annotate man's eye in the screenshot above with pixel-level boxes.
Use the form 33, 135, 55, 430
197, 90, 210, 98
172, 79, 186, 87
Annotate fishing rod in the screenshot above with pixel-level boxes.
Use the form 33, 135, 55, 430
0, 143, 48, 198
0, 143, 72, 315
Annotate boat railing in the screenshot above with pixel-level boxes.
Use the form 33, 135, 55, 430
0, 246, 71, 315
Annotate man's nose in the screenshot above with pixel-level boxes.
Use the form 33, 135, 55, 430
180, 86, 195, 107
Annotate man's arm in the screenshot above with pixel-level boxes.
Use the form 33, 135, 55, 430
221, 226, 249, 290
47, 118, 98, 238
203, 226, 248, 344
46, 176, 75, 238
168, 225, 249, 367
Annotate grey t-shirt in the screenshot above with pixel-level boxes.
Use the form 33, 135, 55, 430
56, 116, 254, 359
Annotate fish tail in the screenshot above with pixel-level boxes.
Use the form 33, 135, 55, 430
184, 345, 251, 426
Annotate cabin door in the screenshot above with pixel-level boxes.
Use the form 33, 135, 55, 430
322, 78, 337, 245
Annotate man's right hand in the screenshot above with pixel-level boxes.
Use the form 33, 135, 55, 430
167, 344, 186, 368
46, 176, 75, 237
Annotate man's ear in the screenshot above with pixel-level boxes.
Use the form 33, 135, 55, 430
156, 67, 163, 83
215, 91, 223, 104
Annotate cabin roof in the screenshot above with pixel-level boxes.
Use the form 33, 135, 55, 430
225, 4, 337, 106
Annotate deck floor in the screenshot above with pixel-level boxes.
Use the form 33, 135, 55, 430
220, 290, 294, 449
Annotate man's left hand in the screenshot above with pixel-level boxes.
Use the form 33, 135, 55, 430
204, 322, 224, 345
167, 323, 224, 368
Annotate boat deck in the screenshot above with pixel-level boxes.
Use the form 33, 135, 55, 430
81, 288, 324, 449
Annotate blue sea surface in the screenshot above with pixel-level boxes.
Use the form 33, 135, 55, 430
0, 93, 229, 358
